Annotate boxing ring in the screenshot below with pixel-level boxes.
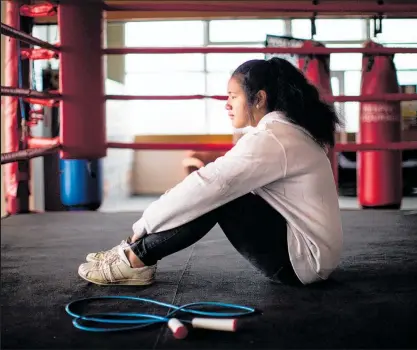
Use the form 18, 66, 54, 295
1, 1, 417, 349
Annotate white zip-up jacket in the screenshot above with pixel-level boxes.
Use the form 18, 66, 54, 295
132, 111, 344, 285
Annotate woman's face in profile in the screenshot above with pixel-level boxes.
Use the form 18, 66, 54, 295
225, 76, 250, 129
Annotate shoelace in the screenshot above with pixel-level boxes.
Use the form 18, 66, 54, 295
94, 238, 131, 258
95, 251, 125, 282
101, 250, 121, 266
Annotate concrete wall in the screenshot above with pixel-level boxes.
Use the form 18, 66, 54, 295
106, 22, 125, 84
130, 134, 234, 195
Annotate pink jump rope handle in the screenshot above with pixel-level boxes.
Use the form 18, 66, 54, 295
168, 318, 189, 339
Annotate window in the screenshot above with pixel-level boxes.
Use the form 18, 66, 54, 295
397, 71, 417, 86
30, 26, 60, 90
371, 19, 417, 43
124, 100, 206, 135
343, 71, 362, 132
125, 54, 204, 73
206, 100, 234, 134
331, 74, 344, 128
326, 44, 362, 71
32, 25, 47, 42
120, 18, 416, 136
48, 25, 59, 43
331, 76, 341, 96
292, 19, 366, 41
125, 20, 205, 47
209, 19, 285, 43
387, 44, 417, 70
124, 20, 207, 134
394, 54, 417, 70
344, 103, 360, 133
206, 72, 230, 95
33, 24, 59, 43
206, 45, 264, 73
291, 19, 312, 40
125, 72, 206, 96
106, 80, 130, 137
205, 73, 233, 134
327, 44, 363, 71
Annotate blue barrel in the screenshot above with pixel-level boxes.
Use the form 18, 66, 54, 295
60, 159, 103, 211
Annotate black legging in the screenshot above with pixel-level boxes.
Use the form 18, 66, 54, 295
130, 193, 302, 286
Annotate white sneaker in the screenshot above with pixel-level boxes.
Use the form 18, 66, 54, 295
86, 237, 132, 262
78, 246, 157, 286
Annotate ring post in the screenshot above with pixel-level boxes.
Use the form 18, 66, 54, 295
58, 2, 105, 210
58, 1, 106, 160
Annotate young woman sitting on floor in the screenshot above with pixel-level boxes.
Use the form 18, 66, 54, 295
78, 57, 344, 287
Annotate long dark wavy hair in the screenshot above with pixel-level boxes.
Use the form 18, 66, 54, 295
232, 57, 342, 148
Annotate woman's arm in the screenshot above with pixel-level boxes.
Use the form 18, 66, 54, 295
132, 128, 287, 237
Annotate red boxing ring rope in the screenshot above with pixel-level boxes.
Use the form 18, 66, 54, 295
104, 47, 417, 55
335, 141, 417, 152
1, 137, 59, 165
0, 86, 61, 100
4, 139, 415, 165
108, 142, 233, 152
0, 22, 60, 52
3, 139, 416, 164
106, 94, 227, 101
106, 93, 417, 103
1, 145, 60, 165
104, 2, 417, 14
107, 141, 417, 152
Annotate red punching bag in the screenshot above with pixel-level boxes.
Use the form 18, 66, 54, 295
298, 40, 332, 96
359, 40, 402, 209
298, 40, 338, 179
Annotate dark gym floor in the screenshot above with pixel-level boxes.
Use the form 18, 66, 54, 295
1, 210, 417, 349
